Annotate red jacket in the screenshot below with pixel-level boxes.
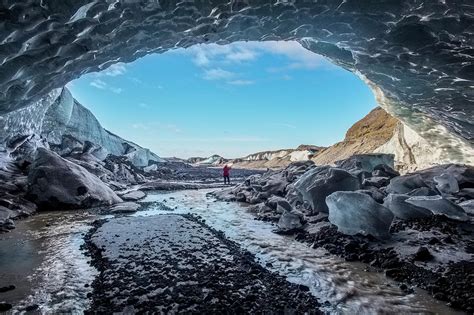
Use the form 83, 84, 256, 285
223, 166, 231, 176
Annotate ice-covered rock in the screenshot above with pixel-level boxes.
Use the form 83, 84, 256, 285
277, 210, 304, 233
294, 167, 360, 213
120, 190, 146, 201
108, 202, 141, 214
383, 194, 432, 220
433, 173, 459, 195
386, 174, 428, 194
335, 154, 395, 173
326, 191, 394, 240
27, 148, 122, 210
459, 200, 474, 216
363, 176, 390, 189
372, 164, 400, 178
405, 196, 468, 222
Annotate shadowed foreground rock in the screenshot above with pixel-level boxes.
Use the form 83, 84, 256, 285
84, 215, 321, 314
27, 148, 122, 210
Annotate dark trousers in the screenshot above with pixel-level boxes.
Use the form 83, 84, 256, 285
224, 176, 230, 184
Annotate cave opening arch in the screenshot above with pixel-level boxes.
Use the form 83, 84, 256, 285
0, 0, 473, 165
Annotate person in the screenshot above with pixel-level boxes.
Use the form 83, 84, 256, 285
223, 164, 231, 185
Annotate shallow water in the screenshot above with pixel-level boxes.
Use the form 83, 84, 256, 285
0, 189, 465, 314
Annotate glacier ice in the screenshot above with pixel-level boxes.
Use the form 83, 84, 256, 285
405, 195, 468, 222
0, 1, 473, 166
383, 194, 432, 220
293, 167, 360, 213
327, 191, 394, 240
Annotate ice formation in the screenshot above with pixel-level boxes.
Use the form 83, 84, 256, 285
0, 0, 472, 165
327, 191, 394, 240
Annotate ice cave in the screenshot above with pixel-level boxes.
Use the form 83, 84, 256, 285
0, 1, 473, 314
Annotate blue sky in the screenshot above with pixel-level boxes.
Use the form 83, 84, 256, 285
68, 41, 377, 159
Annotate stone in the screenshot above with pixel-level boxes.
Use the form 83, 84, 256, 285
27, 148, 122, 210
407, 187, 439, 197
405, 195, 469, 221
459, 200, 474, 216
356, 187, 386, 204
275, 200, 293, 214
363, 176, 390, 188
120, 190, 146, 201
294, 167, 360, 213
413, 247, 433, 261
326, 191, 394, 240
109, 202, 141, 214
372, 164, 400, 178
434, 173, 459, 195
386, 174, 428, 194
277, 211, 304, 233
335, 154, 395, 173
383, 194, 432, 220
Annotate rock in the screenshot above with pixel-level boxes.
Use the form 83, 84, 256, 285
407, 187, 439, 196
0, 303, 12, 312
120, 190, 146, 201
386, 174, 429, 194
265, 195, 288, 210
363, 176, 390, 188
277, 210, 304, 233
335, 154, 395, 173
434, 173, 459, 195
27, 148, 122, 210
109, 202, 141, 214
0, 285, 15, 293
413, 246, 433, 261
143, 164, 158, 173
326, 191, 394, 240
405, 195, 469, 221
383, 194, 432, 220
458, 188, 474, 199
294, 167, 360, 213
356, 187, 386, 203
372, 164, 400, 178
459, 200, 474, 216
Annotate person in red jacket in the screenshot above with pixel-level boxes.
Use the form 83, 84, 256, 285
223, 164, 231, 185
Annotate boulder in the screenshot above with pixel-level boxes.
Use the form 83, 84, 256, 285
433, 173, 459, 195
405, 195, 469, 221
372, 164, 400, 178
109, 202, 141, 214
326, 191, 394, 240
383, 194, 432, 220
363, 176, 390, 188
294, 167, 360, 213
335, 154, 395, 173
277, 210, 304, 233
356, 187, 386, 203
386, 174, 428, 194
27, 148, 122, 210
120, 190, 146, 201
407, 187, 439, 196
459, 200, 474, 216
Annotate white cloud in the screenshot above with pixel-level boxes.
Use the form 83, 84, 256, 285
227, 79, 255, 86
90, 79, 122, 94
98, 63, 127, 77
225, 48, 258, 62
90, 79, 107, 90
203, 68, 235, 81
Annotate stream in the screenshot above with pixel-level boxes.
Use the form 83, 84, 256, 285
0, 189, 464, 314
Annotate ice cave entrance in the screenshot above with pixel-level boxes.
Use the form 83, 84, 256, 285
67, 41, 378, 160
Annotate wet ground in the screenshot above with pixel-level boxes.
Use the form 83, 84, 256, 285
0, 188, 466, 314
